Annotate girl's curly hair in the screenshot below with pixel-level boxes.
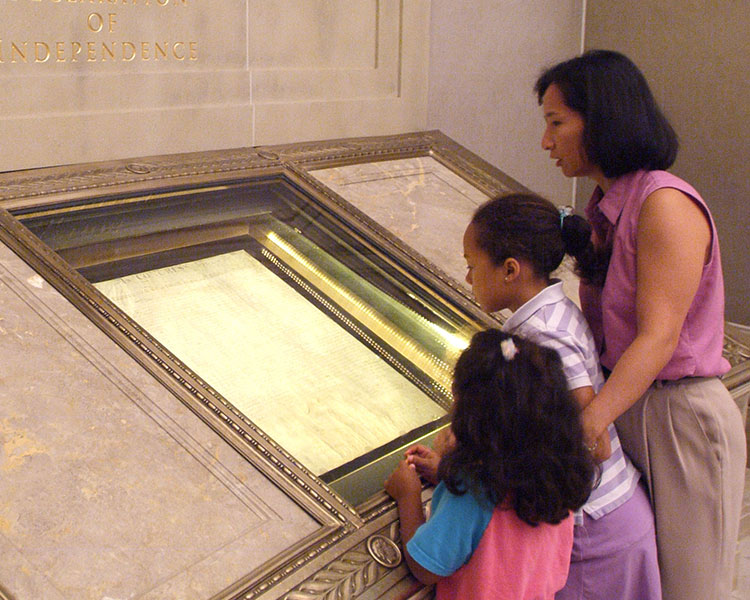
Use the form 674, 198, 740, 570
438, 329, 595, 526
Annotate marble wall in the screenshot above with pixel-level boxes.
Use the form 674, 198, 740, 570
427, 0, 585, 207
0, 0, 430, 172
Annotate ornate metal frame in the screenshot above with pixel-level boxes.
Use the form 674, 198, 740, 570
0, 131, 512, 599
0, 131, 747, 600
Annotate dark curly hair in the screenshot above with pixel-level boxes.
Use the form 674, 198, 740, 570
471, 192, 609, 286
534, 49, 678, 179
438, 329, 595, 526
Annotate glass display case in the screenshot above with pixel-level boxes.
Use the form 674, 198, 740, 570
0, 131, 746, 600
16, 177, 476, 505
0, 132, 525, 600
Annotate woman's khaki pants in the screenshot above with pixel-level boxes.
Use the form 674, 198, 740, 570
616, 377, 746, 600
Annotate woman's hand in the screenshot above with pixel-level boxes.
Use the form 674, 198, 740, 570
385, 460, 422, 502
581, 406, 612, 462
571, 386, 611, 462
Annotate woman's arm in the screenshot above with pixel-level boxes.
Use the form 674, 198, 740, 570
570, 386, 611, 462
582, 187, 711, 441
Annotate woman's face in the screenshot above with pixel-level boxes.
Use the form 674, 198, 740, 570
462, 223, 510, 313
541, 84, 594, 178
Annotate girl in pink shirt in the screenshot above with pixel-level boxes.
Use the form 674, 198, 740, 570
385, 330, 595, 599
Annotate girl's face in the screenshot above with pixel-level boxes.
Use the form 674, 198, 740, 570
541, 84, 594, 178
462, 223, 511, 313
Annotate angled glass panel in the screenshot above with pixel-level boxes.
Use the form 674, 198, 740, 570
15, 178, 479, 504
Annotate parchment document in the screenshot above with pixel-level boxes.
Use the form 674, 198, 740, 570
95, 251, 445, 475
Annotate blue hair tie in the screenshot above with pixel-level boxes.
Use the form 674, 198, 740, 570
559, 205, 573, 229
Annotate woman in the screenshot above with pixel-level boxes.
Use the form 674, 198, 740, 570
534, 49, 745, 600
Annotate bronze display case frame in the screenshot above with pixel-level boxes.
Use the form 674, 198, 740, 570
0, 131, 747, 600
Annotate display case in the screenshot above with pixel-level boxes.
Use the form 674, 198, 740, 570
0, 131, 747, 600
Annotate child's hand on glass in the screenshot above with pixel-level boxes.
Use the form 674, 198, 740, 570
384, 459, 422, 501
405, 428, 455, 485
404, 444, 440, 485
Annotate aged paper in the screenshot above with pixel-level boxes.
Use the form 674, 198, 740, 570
95, 250, 445, 475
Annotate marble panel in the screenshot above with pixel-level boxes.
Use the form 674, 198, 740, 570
312, 156, 582, 306
1, 0, 245, 73
249, 0, 378, 69
313, 157, 490, 285
1, 0, 252, 171
1, 71, 250, 116
1, 0, 431, 172
250, 0, 401, 102
0, 242, 318, 600
2, 104, 254, 171
252, 1, 430, 144
253, 96, 426, 146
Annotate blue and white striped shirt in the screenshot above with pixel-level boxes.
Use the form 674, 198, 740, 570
503, 281, 640, 522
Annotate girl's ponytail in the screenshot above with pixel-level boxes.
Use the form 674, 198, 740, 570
472, 194, 611, 287
561, 213, 610, 287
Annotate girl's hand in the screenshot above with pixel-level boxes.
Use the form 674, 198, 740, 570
385, 460, 422, 501
384, 463, 437, 585
405, 428, 455, 484
405, 444, 441, 484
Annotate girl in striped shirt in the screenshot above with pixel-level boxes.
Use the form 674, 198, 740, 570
408, 193, 661, 600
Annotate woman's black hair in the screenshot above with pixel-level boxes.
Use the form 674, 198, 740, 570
438, 329, 595, 526
534, 49, 678, 178
471, 192, 608, 286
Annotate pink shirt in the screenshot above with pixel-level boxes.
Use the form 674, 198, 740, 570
408, 483, 573, 600
580, 170, 730, 380
436, 508, 573, 600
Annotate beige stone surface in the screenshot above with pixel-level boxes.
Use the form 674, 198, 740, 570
427, 0, 585, 207
0, 242, 318, 600
313, 157, 489, 286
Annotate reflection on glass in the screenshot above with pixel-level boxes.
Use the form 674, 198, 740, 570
17, 180, 479, 502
